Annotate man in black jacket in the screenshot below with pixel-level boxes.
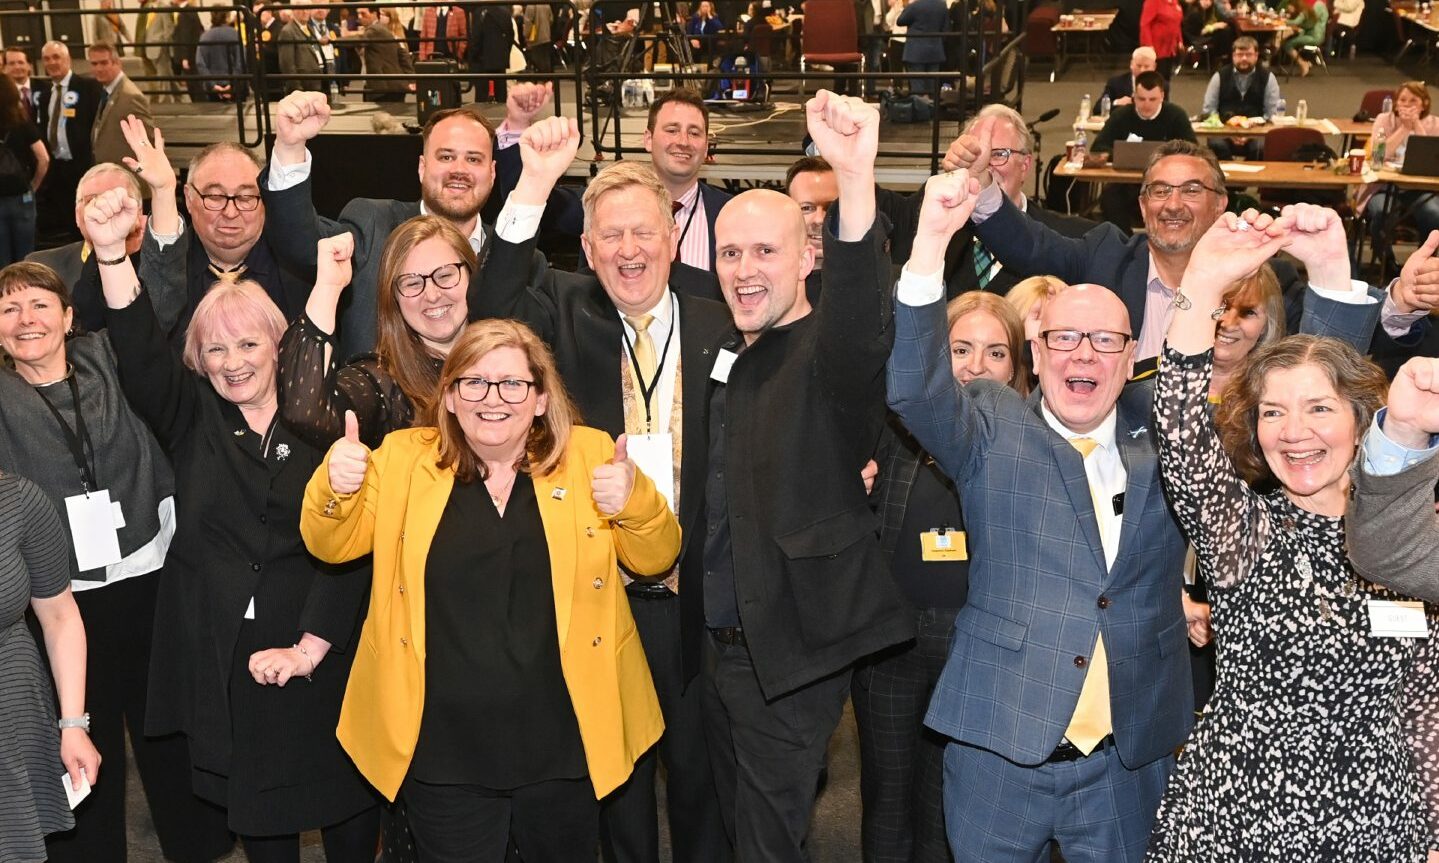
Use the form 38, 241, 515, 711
476, 118, 732, 863
702, 91, 912, 862
34, 41, 103, 242
171, 0, 205, 100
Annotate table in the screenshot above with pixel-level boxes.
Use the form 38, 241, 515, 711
1235, 13, 1289, 55
1055, 159, 1362, 189
1050, 11, 1117, 81
1393, 4, 1439, 62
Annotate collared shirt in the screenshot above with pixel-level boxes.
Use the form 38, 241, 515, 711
1041, 403, 1125, 568
1362, 408, 1439, 476
673, 182, 710, 271
1201, 67, 1281, 118
1135, 257, 1178, 362
620, 292, 681, 434
48, 71, 73, 161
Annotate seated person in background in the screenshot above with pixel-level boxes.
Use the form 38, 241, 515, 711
1357, 81, 1439, 271
1282, 0, 1327, 76
1089, 70, 1198, 230
1101, 46, 1159, 110
1200, 36, 1281, 159
1182, 0, 1232, 63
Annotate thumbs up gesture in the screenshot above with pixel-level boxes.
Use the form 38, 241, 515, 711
328, 411, 370, 495
591, 434, 637, 517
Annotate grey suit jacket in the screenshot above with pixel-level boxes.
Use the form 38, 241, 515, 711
277, 19, 325, 92
1348, 438, 1439, 603
887, 295, 1193, 770
92, 76, 154, 168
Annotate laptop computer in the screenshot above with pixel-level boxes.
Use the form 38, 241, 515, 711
1401, 135, 1439, 176
1112, 140, 1165, 171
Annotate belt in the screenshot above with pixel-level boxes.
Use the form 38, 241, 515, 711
1046, 735, 1115, 763
709, 626, 747, 646
625, 583, 674, 600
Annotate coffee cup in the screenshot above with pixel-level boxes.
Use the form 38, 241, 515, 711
1348, 149, 1365, 173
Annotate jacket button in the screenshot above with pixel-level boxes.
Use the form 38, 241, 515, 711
593, 578, 604, 589
400, 637, 408, 646
398, 585, 405, 594
251, 563, 262, 572
586, 527, 595, 537
1097, 596, 1111, 609
400, 531, 406, 541
592, 636, 602, 646
259, 514, 267, 524
1074, 655, 1087, 668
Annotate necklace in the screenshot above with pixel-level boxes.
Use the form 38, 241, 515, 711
487, 471, 518, 509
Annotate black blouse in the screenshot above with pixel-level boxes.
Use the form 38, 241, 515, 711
409, 473, 587, 789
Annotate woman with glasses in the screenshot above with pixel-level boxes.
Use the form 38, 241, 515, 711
1357, 82, 1439, 271
300, 318, 676, 862
279, 214, 473, 450
91, 185, 379, 862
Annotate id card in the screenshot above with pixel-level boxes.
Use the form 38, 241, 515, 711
1369, 598, 1430, 638
626, 433, 675, 513
63, 489, 122, 572
920, 529, 967, 562
62, 769, 92, 810
710, 349, 738, 383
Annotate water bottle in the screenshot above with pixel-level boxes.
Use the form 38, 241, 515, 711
1275, 98, 1287, 119
1295, 98, 1308, 125
1383, 95, 1395, 116
1071, 126, 1089, 165
1099, 94, 1112, 117
1079, 93, 1092, 123
1372, 125, 1388, 168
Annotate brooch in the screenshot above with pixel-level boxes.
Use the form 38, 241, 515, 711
1128, 426, 1148, 439
275, 443, 291, 462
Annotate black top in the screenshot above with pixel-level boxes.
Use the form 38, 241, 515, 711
178, 234, 310, 343
1216, 65, 1271, 121
891, 455, 968, 610
703, 368, 740, 628
411, 474, 587, 788
0, 122, 39, 196
1092, 102, 1198, 154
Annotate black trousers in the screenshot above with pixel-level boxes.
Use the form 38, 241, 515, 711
240, 805, 382, 863
36, 156, 85, 241
1208, 135, 1264, 161
402, 775, 598, 863
851, 607, 959, 863
601, 592, 728, 863
702, 632, 850, 863
43, 573, 233, 863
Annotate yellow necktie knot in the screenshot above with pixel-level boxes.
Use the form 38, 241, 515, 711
1069, 436, 1099, 458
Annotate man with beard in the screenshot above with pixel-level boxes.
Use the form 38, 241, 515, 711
261, 89, 545, 359
1199, 36, 1280, 160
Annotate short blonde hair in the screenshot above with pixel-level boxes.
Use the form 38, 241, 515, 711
430, 319, 579, 482
582, 161, 674, 234
182, 279, 286, 374
1005, 275, 1067, 323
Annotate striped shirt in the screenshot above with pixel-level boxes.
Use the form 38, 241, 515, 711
673, 182, 710, 271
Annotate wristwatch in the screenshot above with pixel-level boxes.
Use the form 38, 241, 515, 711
57, 713, 90, 732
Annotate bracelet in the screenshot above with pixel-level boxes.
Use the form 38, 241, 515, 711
95, 253, 128, 266
58, 713, 90, 732
294, 643, 314, 682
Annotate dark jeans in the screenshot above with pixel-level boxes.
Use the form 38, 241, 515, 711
906, 61, 941, 95
402, 775, 599, 863
0, 192, 36, 266
1208, 135, 1264, 160
702, 632, 851, 863
851, 607, 960, 863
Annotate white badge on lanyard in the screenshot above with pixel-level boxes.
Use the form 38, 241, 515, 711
711, 348, 739, 383
64, 489, 123, 571
1368, 598, 1430, 638
626, 433, 675, 513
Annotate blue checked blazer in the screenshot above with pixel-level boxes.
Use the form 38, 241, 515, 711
887, 296, 1193, 771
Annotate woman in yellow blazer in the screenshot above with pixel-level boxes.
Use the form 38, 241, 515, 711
300, 318, 676, 862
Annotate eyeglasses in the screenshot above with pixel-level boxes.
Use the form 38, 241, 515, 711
454, 376, 536, 404
187, 185, 261, 212
1140, 181, 1223, 202
1040, 329, 1132, 353
393, 262, 466, 297
989, 147, 1031, 167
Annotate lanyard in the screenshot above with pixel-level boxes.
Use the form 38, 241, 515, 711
622, 305, 677, 433
674, 192, 702, 262
35, 373, 98, 495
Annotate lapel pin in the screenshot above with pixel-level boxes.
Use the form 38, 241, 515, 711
274, 443, 291, 462
552, 488, 567, 500
1129, 426, 1148, 439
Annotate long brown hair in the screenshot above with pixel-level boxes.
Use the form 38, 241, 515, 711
946, 291, 1030, 397
430, 319, 579, 482
0, 75, 26, 131
374, 215, 478, 421
1215, 335, 1387, 487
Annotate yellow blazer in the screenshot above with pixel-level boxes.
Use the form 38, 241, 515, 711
300, 425, 676, 801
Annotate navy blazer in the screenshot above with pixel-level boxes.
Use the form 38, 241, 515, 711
896, 0, 950, 64
888, 295, 1192, 769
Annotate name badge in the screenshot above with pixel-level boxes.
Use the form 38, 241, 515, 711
321, 42, 336, 60
710, 348, 738, 383
64, 489, 123, 572
63, 107, 76, 118
61, 770, 92, 810
1368, 598, 1430, 638
626, 433, 675, 513
920, 529, 967, 561
243, 596, 256, 620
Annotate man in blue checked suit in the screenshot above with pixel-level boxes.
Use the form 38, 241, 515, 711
886, 163, 1192, 862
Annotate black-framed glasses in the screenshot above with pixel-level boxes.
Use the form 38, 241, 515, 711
187, 185, 261, 211
989, 147, 1031, 167
453, 376, 536, 403
1041, 329, 1133, 353
1141, 181, 1223, 202
393, 262, 466, 297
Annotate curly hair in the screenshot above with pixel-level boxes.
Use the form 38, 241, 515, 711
1215, 335, 1387, 487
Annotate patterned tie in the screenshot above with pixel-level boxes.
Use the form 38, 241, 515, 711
972, 237, 997, 291
1063, 435, 1113, 755
207, 261, 248, 283
46, 87, 60, 154
623, 313, 657, 434
20, 86, 30, 121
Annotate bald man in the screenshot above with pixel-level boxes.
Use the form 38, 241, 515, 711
887, 170, 1191, 862
699, 92, 911, 862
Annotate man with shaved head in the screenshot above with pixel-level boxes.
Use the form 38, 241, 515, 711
700, 92, 911, 861
886, 170, 1192, 862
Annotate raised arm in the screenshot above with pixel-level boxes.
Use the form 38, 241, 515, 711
592, 434, 682, 576
300, 412, 381, 564
1277, 202, 1384, 352
260, 91, 345, 277
119, 116, 188, 335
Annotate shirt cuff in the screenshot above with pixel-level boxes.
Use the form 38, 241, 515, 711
1381, 282, 1428, 338
969, 181, 1003, 224
1309, 278, 1377, 305
1363, 408, 1439, 476
495, 201, 546, 243
896, 264, 945, 306
496, 120, 522, 150
148, 214, 185, 250
267, 149, 313, 191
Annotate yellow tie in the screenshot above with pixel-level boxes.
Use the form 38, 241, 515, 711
1064, 436, 1113, 755
623, 313, 657, 434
